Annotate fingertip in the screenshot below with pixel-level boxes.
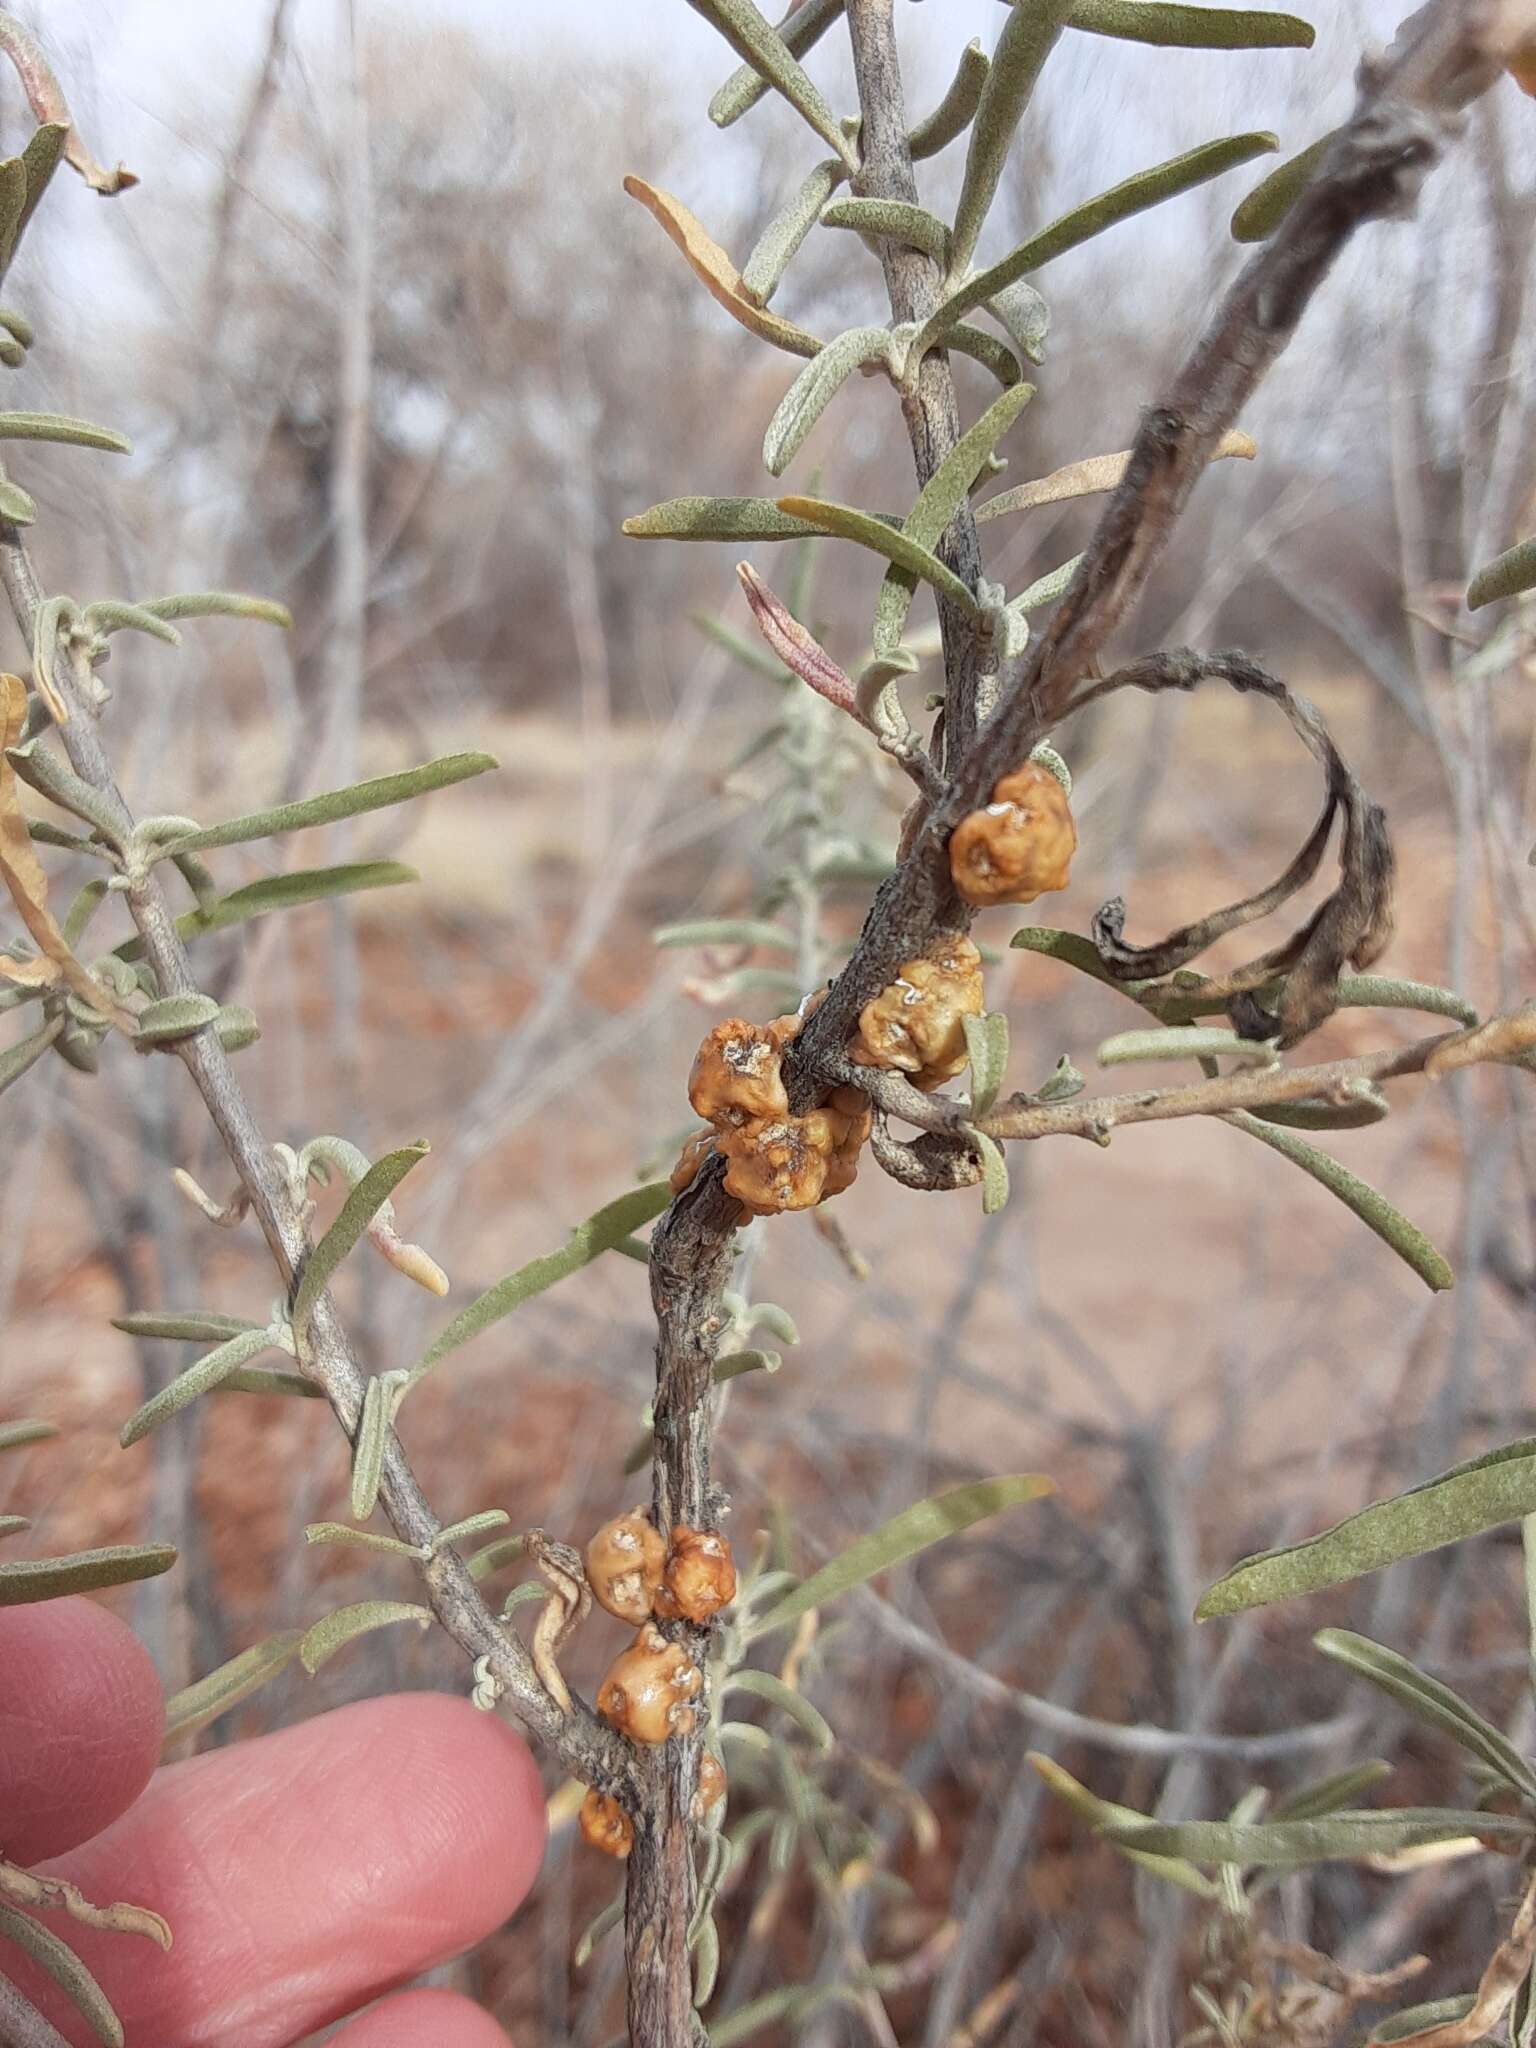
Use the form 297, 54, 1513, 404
329, 1987, 513, 2047
0, 1596, 164, 1861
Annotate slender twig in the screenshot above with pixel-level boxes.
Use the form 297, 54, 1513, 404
0, 530, 636, 1804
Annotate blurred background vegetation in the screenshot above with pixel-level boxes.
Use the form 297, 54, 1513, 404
3, 1, 1536, 2040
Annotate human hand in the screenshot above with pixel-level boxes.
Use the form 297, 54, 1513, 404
0, 1597, 546, 2046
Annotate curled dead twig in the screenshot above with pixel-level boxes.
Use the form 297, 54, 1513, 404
524, 1530, 591, 1715
1076, 649, 1393, 1047
869, 1108, 980, 1190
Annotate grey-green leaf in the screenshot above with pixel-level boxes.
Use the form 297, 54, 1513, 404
951, 0, 1075, 275
708, 0, 844, 126
763, 326, 893, 478
1313, 1628, 1536, 1799
114, 862, 420, 962
0, 1899, 124, 2046
112, 1310, 262, 1342
1098, 1026, 1277, 1068
0, 1012, 62, 1093
292, 1142, 430, 1328
412, 1181, 672, 1381
624, 495, 837, 543
348, 1375, 392, 1522
775, 495, 980, 615
964, 1011, 1010, 1116
161, 1630, 305, 1751
1231, 132, 1332, 240
135, 992, 222, 1046
0, 1542, 176, 1606
1268, 1760, 1394, 1823
1223, 1112, 1454, 1293
1469, 536, 1536, 612
819, 199, 950, 264
909, 40, 990, 159
653, 918, 795, 952
986, 279, 1050, 364
0, 410, 129, 453
120, 1326, 275, 1446
81, 600, 181, 647
1028, 1753, 1219, 1897
971, 1127, 1011, 1214
1369, 1999, 1478, 2045
0, 1418, 58, 1453
724, 1667, 835, 1750
1069, 1, 1314, 48
1106, 1810, 1529, 1866
136, 590, 293, 628
920, 132, 1277, 354
748, 1474, 1051, 1641
686, 0, 854, 161
1196, 1436, 1536, 1619
739, 159, 843, 305
299, 1599, 432, 1674
0, 475, 36, 522
166, 753, 497, 854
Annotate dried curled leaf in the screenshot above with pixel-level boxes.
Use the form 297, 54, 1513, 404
977, 428, 1255, 522
623, 176, 822, 358
0, 1861, 170, 1950
0, 22, 136, 194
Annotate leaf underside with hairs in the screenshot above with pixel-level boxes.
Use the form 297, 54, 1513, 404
1197, 1435, 1536, 1618
0, 1542, 176, 1605
623, 495, 844, 543
1069, 1, 1315, 49
763, 324, 892, 477
748, 1474, 1051, 1640
1085, 652, 1394, 1046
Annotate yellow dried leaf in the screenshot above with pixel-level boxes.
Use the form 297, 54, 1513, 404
0, 672, 134, 1029
977, 429, 1256, 523
622, 176, 823, 360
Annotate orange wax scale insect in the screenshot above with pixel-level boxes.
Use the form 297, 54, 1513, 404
849, 931, 984, 1091
597, 1622, 704, 1743
948, 759, 1076, 909
585, 1509, 668, 1625
579, 1788, 634, 1859
693, 1750, 727, 1820
657, 1525, 737, 1624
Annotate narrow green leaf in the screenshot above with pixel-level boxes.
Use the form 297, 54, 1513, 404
775, 495, 980, 614
986, 279, 1050, 365
921, 132, 1278, 354
433, 1509, 511, 1552
134, 992, 221, 1046
945, 322, 1027, 388
218, 1366, 322, 1399
1028, 1753, 1219, 1896
692, 1913, 720, 2008
0, 411, 129, 453
686, 0, 854, 161
964, 1011, 1010, 1116
305, 1521, 421, 1558
951, 0, 1076, 275
1268, 1761, 1393, 1823
299, 1599, 432, 1674
748, 1474, 1051, 1640
1369, 2001, 1478, 2047
0, 475, 36, 523
725, 1667, 835, 1750
1196, 1436, 1536, 1619
1470, 536, 1536, 612
348, 1375, 392, 1521
81, 600, 181, 647
136, 590, 292, 628
161, 1631, 304, 1750
120, 1327, 275, 1446
575, 1893, 625, 1968
0, 1011, 62, 1094
763, 326, 893, 478
0, 1900, 124, 2047
0, 1542, 176, 1606
1223, 1111, 1455, 1294
0, 1418, 57, 1453
909, 40, 989, 159
1336, 974, 1478, 1027
292, 1142, 429, 1327
1252, 1085, 1389, 1131
412, 1181, 672, 1381
1107, 1810, 1530, 1866
739, 159, 842, 305
708, 0, 843, 126
1068, 1, 1315, 48
971, 1127, 1011, 1214
13, 125, 68, 255
820, 199, 950, 263
167, 754, 498, 855
624, 495, 836, 543
1098, 1026, 1277, 1067
1009, 552, 1084, 615
873, 380, 1036, 653
465, 1533, 529, 1582
112, 1310, 261, 1342
1313, 1628, 1536, 1799
654, 917, 795, 952
1231, 132, 1332, 240
115, 862, 419, 962
7, 738, 128, 843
